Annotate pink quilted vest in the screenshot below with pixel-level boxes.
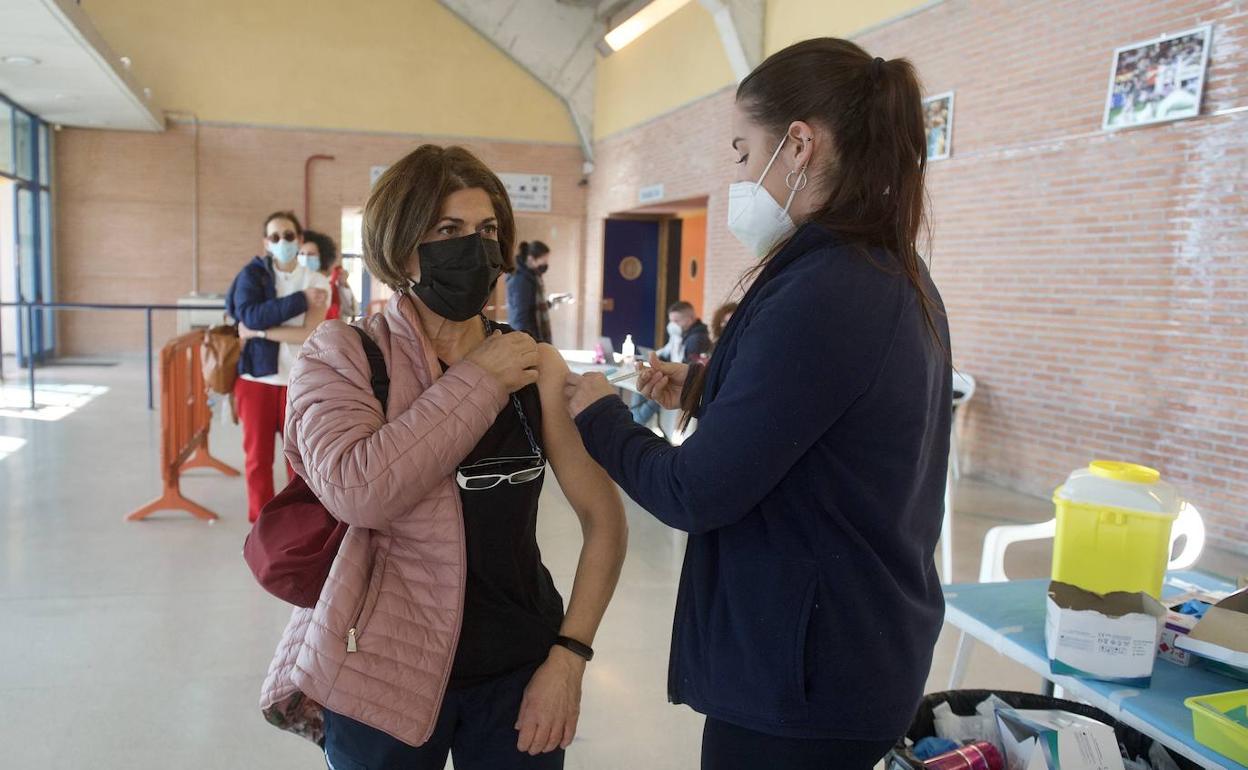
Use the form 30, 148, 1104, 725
259, 293, 508, 746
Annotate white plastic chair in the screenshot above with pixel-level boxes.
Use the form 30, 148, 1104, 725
946, 503, 1206, 688
950, 371, 977, 481
940, 371, 977, 584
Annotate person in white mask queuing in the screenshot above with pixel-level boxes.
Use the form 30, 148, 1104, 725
298, 229, 358, 321
564, 38, 951, 770
629, 301, 710, 429
226, 210, 330, 523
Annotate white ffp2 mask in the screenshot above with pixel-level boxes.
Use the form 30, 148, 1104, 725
727, 135, 800, 258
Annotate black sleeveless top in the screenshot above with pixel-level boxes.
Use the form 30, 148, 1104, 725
447, 321, 564, 688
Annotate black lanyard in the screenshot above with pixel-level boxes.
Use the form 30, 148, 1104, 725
479, 316, 542, 459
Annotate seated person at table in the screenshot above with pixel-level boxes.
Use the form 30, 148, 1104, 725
630, 301, 710, 428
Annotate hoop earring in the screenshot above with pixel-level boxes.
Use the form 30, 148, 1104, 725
785, 168, 808, 192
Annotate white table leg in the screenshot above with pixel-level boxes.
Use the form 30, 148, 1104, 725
941, 461, 955, 584
948, 631, 974, 689
951, 419, 962, 481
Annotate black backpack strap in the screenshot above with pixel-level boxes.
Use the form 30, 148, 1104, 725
350, 325, 389, 412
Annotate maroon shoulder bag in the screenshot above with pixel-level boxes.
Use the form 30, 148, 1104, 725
242, 326, 389, 608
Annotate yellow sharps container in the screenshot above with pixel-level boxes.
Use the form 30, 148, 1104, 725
1052, 461, 1182, 598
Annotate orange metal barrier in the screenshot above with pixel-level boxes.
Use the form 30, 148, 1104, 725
126, 331, 239, 522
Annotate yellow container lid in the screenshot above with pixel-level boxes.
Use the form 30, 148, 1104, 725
1054, 460, 1182, 518
1089, 461, 1161, 484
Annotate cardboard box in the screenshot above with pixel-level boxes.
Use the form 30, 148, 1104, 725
1045, 581, 1165, 686
1158, 589, 1227, 666
1176, 587, 1248, 680
996, 708, 1125, 770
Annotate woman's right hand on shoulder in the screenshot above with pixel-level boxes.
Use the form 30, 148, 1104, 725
637, 352, 688, 409
466, 331, 540, 393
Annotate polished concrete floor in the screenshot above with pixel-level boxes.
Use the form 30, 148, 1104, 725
1, 359, 1245, 769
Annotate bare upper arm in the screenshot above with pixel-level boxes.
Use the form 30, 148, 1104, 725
536, 344, 622, 520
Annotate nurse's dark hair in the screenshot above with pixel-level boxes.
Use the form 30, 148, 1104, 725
679, 38, 945, 428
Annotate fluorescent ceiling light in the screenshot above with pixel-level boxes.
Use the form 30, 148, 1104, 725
2, 55, 41, 66
604, 0, 693, 52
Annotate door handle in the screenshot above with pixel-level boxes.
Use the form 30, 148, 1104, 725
602, 298, 615, 312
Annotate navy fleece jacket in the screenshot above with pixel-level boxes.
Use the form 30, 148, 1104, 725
225, 256, 309, 378
575, 223, 951, 740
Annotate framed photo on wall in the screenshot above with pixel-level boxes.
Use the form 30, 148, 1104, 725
923, 91, 954, 161
1102, 26, 1212, 130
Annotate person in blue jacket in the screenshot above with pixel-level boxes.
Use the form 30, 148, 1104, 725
564, 38, 951, 770
507, 240, 552, 344
225, 210, 329, 522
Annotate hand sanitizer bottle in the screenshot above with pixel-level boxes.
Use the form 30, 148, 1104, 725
621, 334, 636, 366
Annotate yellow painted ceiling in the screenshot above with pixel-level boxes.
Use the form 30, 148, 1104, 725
81, 0, 578, 143
764, 0, 931, 55
79, 0, 933, 143
594, 0, 932, 139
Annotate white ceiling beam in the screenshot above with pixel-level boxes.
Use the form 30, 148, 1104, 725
437, 0, 605, 163
698, 0, 762, 81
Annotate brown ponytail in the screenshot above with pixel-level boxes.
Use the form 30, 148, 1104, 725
679, 38, 945, 429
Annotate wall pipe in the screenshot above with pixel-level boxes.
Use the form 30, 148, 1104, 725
304, 154, 336, 229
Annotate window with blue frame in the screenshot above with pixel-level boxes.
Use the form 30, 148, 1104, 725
1, 93, 55, 361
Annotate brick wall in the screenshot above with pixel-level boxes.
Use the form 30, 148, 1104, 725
54, 123, 587, 353
585, 0, 1248, 552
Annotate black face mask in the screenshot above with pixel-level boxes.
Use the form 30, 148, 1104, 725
535, 264, 549, 276
409, 234, 503, 322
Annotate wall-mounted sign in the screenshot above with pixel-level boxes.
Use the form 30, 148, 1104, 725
499, 173, 552, 212
638, 183, 665, 204
370, 165, 388, 188
1103, 26, 1211, 130
923, 91, 954, 161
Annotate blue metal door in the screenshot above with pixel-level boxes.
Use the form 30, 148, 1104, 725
601, 219, 660, 351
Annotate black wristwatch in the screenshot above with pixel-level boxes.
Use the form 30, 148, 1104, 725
552, 635, 594, 662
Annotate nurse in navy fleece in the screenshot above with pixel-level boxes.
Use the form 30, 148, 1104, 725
564, 38, 951, 770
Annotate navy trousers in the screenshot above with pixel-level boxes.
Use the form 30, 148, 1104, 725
701, 717, 894, 770
323, 665, 563, 770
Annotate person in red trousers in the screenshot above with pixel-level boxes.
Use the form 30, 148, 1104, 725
225, 211, 330, 522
